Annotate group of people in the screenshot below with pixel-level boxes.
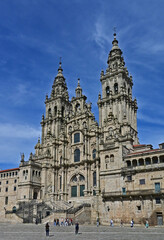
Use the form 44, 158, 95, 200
45, 219, 79, 237
53, 218, 73, 226
109, 218, 149, 228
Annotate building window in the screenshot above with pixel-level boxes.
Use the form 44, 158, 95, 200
71, 186, 77, 197
156, 198, 161, 204
14, 179, 17, 183
74, 148, 80, 162
60, 156, 62, 165
71, 175, 77, 182
79, 175, 85, 181
54, 106, 57, 116
122, 187, 126, 195
93, 190, 96, 196
106, 86, 110, 96
80, 185, 85, 197
137, 206, 141, 211
1, 174, 2, 178
6, 181, 8, 184
0, 188, 1, 192
92, 149, 96, 159
114, 83, 118, 94
15, 172, 18, 175
93, 172, 97, 186
155, 182, 160, 193
74, 133, 80, 143
140, 179, 145, 185
0, 181, 1, 185
110, 154, 114, 162
24, 195, 26, 199
5, 196, 8, 205
127, 175, 132, 181
14, 186, 16, 191
5, 187, 8, 192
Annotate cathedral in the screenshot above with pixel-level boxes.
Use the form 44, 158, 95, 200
0, 33, 164, 225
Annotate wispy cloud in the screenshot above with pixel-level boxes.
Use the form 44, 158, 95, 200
0, 123, 41, 138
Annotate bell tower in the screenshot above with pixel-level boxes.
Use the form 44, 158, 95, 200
98, 33, 139, 144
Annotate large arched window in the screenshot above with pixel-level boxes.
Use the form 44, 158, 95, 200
114, 83, 118, 94
60, 156, 62, 165
62, 106, 64, 117
92, 149, 96, 159
93, 172, 97, 186
75, 103, 80, 111
74, 149, 80, 162
48, 108, 51, 117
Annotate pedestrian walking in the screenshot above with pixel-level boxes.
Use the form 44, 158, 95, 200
145, 220, 149, 228
45, 222, 50, 237
120, 219, 123, 227
110, 219, 113, 227
97, 217, 99, 227
131, 219, 134, 228
75, 222, 79, 234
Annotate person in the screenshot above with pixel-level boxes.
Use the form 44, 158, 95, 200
97, 217, 99, 227
131, 219, 134, 228
45, 222, 50, 237
70, 218, 73, 225
120, 219, 123, 227
54, 219, 56, 226
145, 220, 149, 228
110, 219, 113, 227
75, 222, 79, 234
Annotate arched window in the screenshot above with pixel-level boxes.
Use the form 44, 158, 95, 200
79, 174, 85, 181
54, 106, 57, 116
48, 108, 51, 117
114, 83, 118, 94
106, 86, 110, 96
92, 149, 96, 159
74, 149, 80, 162
93, 172, 97, 186
110, 154, 114, 162
71, 175, 77, 182
75, 103, 80, 111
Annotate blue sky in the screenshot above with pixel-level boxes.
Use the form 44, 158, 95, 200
0, 0, 164, 169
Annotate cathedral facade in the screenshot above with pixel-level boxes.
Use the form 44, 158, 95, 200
0, 34, 164, 225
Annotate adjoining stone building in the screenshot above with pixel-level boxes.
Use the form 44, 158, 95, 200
0, 34, 164, 225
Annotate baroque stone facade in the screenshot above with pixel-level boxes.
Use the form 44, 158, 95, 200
0, 34, 164, 225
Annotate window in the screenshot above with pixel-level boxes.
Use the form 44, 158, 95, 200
14, 186, 16, 191
114, 83, 118, 94
74, 149, 80, 162
140, 179, 145, 185
155, 183, 160, 193
0, 188, 1, 192
5, 196, 8, 205
60, 156, 62, 165
24, 195, 26, 199
122, 187, 126, 195
71, 175, 77, 182
137, 206, 141, 211
106, 86, 110, 96
80, 185, 85, 197
71, 186, 77, 197
156, 198, 161, 204
92, 149, 96, 159
54, 106, 57, 116
93, 190, 96, 196
79, 175, 85, 181
110, 154, 114, 162
6, 181, 8, 184
60, 176, 62, 190
0, 181, 1, 185
93, 172, 97, 186
14, 179, 17, 183
15, 172, 18, 175
23, 170, 25, 176
127, 175, 132, 181
5, 187, 8, 192
74, 133, 80, 143
1, 174, 2, 178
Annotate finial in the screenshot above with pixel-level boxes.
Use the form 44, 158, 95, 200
113, 27, 116, 38
77, 78, 80, 87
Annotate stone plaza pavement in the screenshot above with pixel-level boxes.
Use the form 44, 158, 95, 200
0, 223, 164, 240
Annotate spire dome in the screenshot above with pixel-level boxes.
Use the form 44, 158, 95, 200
56, 60, 64, 77
111, 33, 119, 51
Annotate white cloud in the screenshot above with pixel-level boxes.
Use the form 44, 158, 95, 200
0, 123, 41, 139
